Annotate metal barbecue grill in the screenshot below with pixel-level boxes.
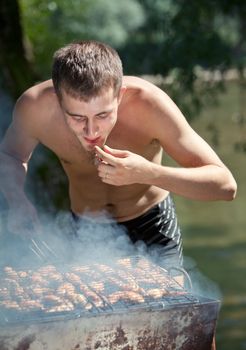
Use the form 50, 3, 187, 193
0, 256, 220, 350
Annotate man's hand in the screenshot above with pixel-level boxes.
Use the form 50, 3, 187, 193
7, 199, 41, 239
95, 145, 153, 186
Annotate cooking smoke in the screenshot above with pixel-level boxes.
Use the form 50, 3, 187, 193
0, 91, 221, 301
0, 202, 222, 301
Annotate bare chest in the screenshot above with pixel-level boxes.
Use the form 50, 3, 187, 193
35, 97, 166, 217
39, 113, 162, 174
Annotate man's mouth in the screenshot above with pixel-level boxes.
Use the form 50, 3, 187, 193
84, 136, 101, 145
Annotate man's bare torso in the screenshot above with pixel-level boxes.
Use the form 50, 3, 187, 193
28, 77, 169, 221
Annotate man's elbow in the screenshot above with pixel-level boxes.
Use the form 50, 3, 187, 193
222, 177, 237, 201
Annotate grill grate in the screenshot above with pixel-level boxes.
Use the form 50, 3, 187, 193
0, 256, 200, 325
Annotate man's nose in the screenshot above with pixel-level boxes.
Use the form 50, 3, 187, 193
84, 120, 99, 137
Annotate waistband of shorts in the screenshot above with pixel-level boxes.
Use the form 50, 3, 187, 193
118, 194, 172, 226
71, 195, 172, 225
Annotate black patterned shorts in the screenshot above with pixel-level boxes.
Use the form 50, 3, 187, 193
118, 195, 183, 267
71, 195, 183, 268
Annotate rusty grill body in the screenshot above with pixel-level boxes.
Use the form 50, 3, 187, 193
0, 256, 220, 350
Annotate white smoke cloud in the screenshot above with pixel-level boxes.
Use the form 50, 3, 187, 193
183, 256, 222, 300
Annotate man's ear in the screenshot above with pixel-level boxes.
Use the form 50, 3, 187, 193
117, 86, 127, 104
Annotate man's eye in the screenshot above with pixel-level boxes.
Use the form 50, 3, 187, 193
71, 115, 85, 121
97, 114, 108, 119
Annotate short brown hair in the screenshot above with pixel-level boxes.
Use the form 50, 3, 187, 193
52, 40, 123, 101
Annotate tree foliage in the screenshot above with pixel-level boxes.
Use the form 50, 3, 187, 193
19, 0, 145, 77
1, 0, 246, 117
0, 0, 37, 98
1, 0, 246, 209
118, 0, 234, 117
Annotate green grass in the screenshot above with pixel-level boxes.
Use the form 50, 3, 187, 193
166, 81, 246, 350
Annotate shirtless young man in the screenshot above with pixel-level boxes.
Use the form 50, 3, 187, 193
0, 40, 237, 267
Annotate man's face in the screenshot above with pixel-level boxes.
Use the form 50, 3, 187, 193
60, 87, 123, 152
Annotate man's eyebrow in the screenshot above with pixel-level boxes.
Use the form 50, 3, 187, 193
95, 108, 113, 116
65, 109, 85, 117
64, 108, 114, 117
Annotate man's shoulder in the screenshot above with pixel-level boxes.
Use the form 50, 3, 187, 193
121, 76, 183, 131
13, 79, 58, 131
123, 75, 171, 108
123, 75, 157, 92
19, 79, 55, 106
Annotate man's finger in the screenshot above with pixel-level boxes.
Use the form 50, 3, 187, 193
103, 145, 128, 158
95, 146, 119, 166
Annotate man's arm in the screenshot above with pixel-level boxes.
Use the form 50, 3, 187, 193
144, 85, 237, 201
0, 92, 40, 234
95, 82, 237, 201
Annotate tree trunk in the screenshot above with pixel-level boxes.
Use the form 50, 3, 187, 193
0, 0, 38, 99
